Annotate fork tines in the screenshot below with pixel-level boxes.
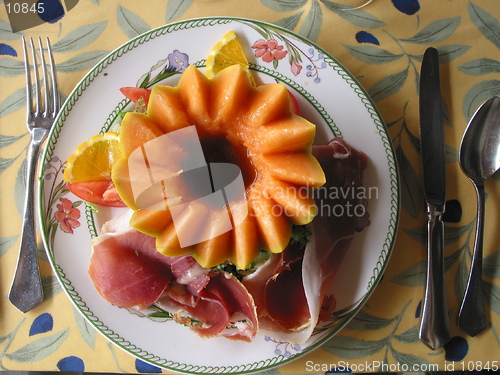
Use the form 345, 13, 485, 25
22, 36, 60, 124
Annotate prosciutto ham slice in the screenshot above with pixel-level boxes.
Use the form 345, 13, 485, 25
243, 137, 369, 344
89, 210, 258, 341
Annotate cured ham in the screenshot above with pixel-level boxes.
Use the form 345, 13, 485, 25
89, 212, 172, 310
89, 211, 258, 341
243, 137, 369, 344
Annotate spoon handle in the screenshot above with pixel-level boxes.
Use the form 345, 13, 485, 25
458, 182, 487, 336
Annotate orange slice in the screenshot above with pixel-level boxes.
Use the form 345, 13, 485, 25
63, 132, 121, 183
206, 31, 256, 85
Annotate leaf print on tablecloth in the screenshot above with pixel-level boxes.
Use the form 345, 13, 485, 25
0, 235, 17, 256
485, 281, 500, 317
393, 324, 419, 344
56, 50, 109, 73
390, 259, 426, 287
274, 12, 304, 31
469, 2, 500, 49
73, 306, 97, 349
0, 57, 25, 76
4, 330, 68, 363
462, 79, 500, 120
326, 302, 431, 367
400, 17, 461, 44
346, 310, 396, 331
0, 87, 26, 118
261, 0, 307, 12
320, 0, 386, 28
459, 58, 500, 76
368, 68, 409, 102
51, 22, 108, 53
42, 275, 63, 300
344, 45, 403, 65
299, 0, 322, 41
483, 251, 500, 280
0, 155, 19, 174
394, 145, 423, 219
436, 44, 471, 63
324, 335, 387, 359
117, 5, 151, 39
0, 19, 21, 41
165, 0, 194, 24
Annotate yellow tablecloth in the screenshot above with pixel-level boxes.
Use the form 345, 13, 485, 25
1, 0, 499, 373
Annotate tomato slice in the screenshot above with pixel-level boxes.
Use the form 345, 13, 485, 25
67, 180, 127, 207
119, 87, 151, 105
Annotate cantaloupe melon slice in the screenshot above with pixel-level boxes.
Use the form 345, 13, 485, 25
147, 86, 190, 133
253, 115, 316, 154
112, 64, 325, 269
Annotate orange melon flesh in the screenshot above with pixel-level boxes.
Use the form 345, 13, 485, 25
130, 208, 172, 237
155, 203, 208, 256
192, 207, 233, 268
249, 183, 292, 253
246, 83, 291, 127
254, 115, 316, 154
261, 152, 326, 188
112, 64, 325, 269
111, 158, 138, 210
231, 200, 260, 269
210, 64, 252, 128
147, 86, 190, 133
263, 176, 317, 225
119, 112, 164, 157
177, 66, 212, 127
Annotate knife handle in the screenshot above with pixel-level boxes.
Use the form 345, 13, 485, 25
419, 204, 451, 350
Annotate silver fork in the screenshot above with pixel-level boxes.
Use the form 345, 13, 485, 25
9, 37, 60, 313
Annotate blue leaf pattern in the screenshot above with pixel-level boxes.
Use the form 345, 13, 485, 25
135, 358, 162, 373
29, 313, 54, 336
355, 31, 380, 45
37, 0, 65, 23
57, 356, 85, 371
391, 0, 420, 15
0, 43, 16, 56
444, 337, 469, 362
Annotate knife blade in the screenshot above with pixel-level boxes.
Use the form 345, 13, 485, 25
418, 47, 451, 350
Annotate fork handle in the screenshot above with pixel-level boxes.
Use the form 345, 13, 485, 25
9, 137, 44, 313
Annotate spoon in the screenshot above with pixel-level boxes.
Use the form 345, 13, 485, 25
458, 96, 500, 336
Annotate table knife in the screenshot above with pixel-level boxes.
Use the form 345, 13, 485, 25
418, 47, 451, 350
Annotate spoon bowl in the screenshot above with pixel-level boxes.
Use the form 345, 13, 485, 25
458, 96, 500, 336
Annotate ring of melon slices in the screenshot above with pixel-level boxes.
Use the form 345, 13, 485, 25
112, 64, 326, 269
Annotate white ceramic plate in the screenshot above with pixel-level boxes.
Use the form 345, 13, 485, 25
39, 17, 400, 374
